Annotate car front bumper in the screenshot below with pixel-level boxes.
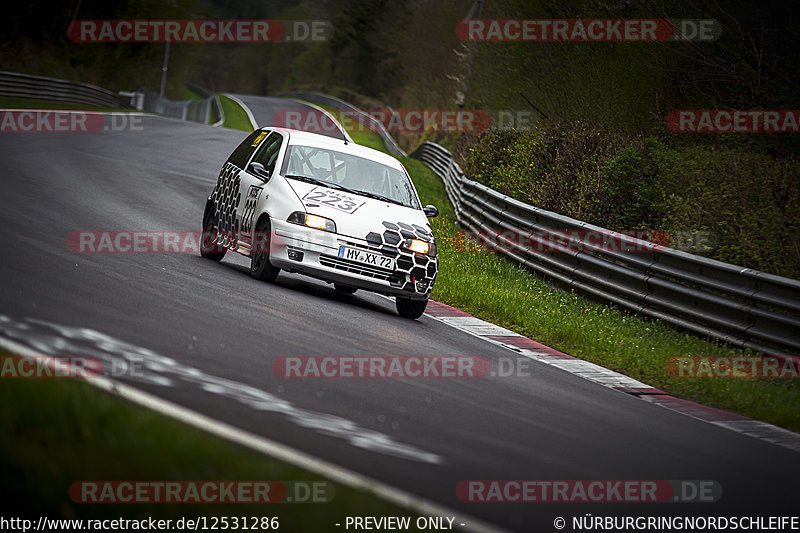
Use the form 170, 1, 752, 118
269, 220, 437, 301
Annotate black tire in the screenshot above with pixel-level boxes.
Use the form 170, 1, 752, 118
396, 297, 428, 319
250, 218, 280, 282
334, 284, 358, 294
200, 205, 226, 262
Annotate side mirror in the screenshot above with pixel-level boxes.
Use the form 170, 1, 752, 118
423, 204, 438, 218
248, 162, 270, 181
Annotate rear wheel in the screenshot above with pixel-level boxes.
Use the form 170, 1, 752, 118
200, 205, 226, 262
334, 284, 357, 294
396, 297, 428, 319
250, 218, 280, 282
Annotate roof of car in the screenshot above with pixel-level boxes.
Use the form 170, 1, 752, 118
262, 127, 404, 171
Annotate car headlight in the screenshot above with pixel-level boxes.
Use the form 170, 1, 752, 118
287, 211, 337, 233
408, 238, 430, 255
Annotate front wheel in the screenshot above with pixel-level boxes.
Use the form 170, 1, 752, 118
250, 218, 280, 282
396, 297, 428, 319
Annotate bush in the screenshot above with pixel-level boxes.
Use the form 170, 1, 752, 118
663, 147, 800, 277
457, 124, 800, 279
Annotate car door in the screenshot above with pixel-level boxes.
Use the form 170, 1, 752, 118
210, 129, 267, 251
236, 131, 285, 252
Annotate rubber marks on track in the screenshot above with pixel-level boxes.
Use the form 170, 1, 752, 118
423, 300, 800, 454
0, 314, 442, 464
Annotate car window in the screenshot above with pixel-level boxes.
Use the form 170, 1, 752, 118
250, 132, 284, 173
281, 144, 419, 209
228, 129, 268, 169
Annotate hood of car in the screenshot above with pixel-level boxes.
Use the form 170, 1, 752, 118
285, 178, 433, 243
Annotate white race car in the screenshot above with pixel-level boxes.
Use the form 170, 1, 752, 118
201, 127, 439, 319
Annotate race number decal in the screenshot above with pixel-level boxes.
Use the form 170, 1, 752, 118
302, 187, 364, 214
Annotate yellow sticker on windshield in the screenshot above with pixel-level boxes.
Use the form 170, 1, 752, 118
251, 132, 267, 147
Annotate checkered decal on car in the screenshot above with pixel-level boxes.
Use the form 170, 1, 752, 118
211, 162, 241, 248
371, 221, 438, 295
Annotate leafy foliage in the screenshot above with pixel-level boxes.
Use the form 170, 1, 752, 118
458, 125, 800, 278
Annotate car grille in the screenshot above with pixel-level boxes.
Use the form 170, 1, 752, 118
319, 254, 399, 282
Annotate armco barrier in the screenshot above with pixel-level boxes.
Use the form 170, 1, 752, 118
185, 82, 224, 126
0, 71, 220, 126
411, 141, 800, 359
141, 90, 214, 124
0, 71, 130, 108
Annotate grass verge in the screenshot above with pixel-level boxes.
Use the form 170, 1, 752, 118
0, 349, 417, 528
218, 94, 254, 131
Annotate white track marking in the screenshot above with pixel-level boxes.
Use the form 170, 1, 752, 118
0, 335, 509, 533
412, 298, 800, 455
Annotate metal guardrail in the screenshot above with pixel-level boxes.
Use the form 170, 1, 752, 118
0, 71, 131, 108
281, 91, 407, 157
0, 71, 220, 127
185, 82, 224, 127
411, 141, 800, 359
141, 90, 215, 124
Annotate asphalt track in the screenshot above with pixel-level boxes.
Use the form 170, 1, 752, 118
0, 113, 797, 531
228, 93, 347, 140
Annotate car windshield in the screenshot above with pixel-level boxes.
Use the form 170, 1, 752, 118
281, 144, 420, 209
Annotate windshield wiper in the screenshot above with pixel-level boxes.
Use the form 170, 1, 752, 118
287, 175, 407, 207
286, 174, 353, 192
351, 190, 406, 207
286, 174, 329, 187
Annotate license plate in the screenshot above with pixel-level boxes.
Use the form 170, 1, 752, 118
338, 246, 395, 270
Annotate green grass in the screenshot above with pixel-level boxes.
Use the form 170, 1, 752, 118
347, 128, 387, 152
218, 94, 254, 131
0, 351, 417, 528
